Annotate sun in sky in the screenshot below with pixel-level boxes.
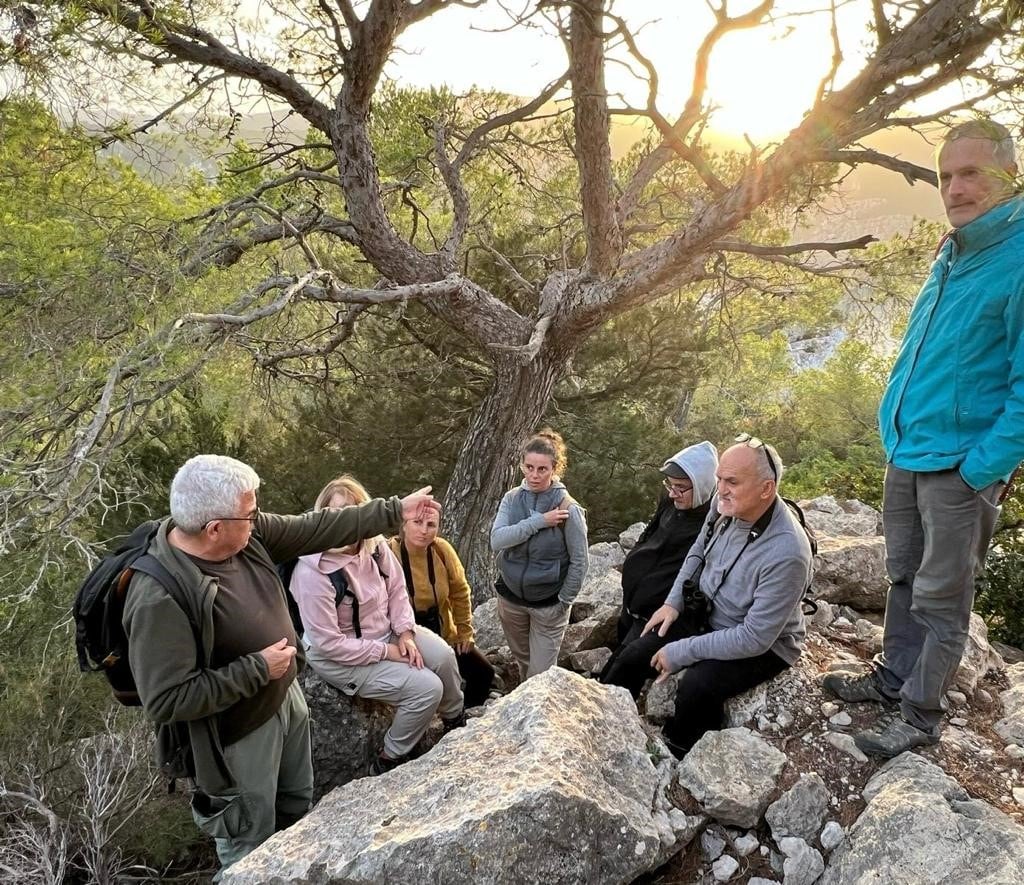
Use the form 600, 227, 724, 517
391, 0, 872, 144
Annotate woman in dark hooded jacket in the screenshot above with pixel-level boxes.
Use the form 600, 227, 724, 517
600, 440, 718, 697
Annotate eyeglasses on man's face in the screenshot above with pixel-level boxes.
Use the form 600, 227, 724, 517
735, 433, 778, 482
203, 507, 260, 530
662, 478, 694, 497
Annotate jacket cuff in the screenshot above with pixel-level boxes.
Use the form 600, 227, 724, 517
662, 637, 692, 672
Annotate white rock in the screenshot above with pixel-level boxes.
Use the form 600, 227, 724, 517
829, 711, 853, 727
820, 820, 845, 852
1013, 787, 1024, 806
947, 690, 968, 706
820, 701, 840, 717
733, 833, 759, 856
712, 855, 739, 881
825, 732, 869, 763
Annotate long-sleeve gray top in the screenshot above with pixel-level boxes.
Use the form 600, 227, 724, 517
662, 495, 812, 670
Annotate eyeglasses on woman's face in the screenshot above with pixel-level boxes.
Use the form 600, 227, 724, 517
662, 478, 694, 497
735, 433, 778, 482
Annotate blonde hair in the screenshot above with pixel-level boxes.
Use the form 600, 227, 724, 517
313, 474, 381, 554
522, 427, 568, 477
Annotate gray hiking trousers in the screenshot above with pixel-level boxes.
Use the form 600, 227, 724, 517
874, 466, 1002, 729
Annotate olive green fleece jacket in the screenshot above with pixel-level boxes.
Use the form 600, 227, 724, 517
122, 498, 403, 796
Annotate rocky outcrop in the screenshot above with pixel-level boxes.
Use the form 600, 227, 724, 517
821, 753, 1024, 884
301, 668, 392, 798
224, 669, 700, 885
995, 662, 1024, 745
812, 535, 887, 611
801, 496, 881, 537
267, 503, 1024, 885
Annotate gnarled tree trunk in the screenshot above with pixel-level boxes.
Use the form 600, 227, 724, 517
442, 343, 578, 602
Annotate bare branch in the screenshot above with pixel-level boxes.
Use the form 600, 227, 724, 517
618, 0, 774, 220
812, 149, 937, 187
712, 234, 878, 257
79, 0, 334, 133
454, 71, 571, 169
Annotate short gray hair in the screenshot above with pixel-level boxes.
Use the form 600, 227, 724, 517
940, 119, 1017, 169
756, 443, 785, 485
170, 455, 261, 533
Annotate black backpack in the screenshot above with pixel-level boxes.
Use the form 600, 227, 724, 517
73, 521, 201, 707
276, 542, 389, 639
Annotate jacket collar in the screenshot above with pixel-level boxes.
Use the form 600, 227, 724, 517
951, 194, 1024, 255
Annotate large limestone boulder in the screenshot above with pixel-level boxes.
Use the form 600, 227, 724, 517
821, 753, 1024, 884
226, 669, 698, 885
301, 668, 392, 797
619, 522, 647, 550
677, 727, 787, 828
471, 597, 505, 652
572, 568, 623, 621
559, 605, 619, 663
587, 541, 627, 578
952, 612, 1000, 695
801, 496, 881, 537
812, 536, 888, 611
994, 662, 1024, 745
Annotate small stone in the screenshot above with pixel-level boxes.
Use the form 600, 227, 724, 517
947, 690, 968, 706
712, 855, 739, 881
977, 688, 994, 705
829, 711, 853, 727
760, 845, 770, 856
757, 714, 772, 731
734, 833, 759, 856
1006, 744, 1024, 759
825, 732, 869, 763
820, 820, 845, 852
748, 879, 780, 885
701, 829, 726, 861
1013, 787, 1024, 806
949, 717, 968, 727
820, 701, 840, 717
833, 617, 852, 628
776, 710, 795, 729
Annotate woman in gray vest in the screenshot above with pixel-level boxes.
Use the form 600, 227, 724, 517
491, 429, 590, 681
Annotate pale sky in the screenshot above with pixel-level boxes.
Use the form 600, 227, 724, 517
387, 0, 873, 141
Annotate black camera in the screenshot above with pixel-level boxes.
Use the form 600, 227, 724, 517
680, 578, 711, 634
416, 605, 443, 635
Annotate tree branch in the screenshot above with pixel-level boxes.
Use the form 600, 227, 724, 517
81, 0, 334, 133
569, 0, 621, 278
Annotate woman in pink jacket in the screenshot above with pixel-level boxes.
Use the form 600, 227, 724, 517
290, 475, 465, 775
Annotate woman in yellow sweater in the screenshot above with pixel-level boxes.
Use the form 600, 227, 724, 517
389, 511, 496, 707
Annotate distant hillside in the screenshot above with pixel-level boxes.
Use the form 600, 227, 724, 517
104, 112, 946, 240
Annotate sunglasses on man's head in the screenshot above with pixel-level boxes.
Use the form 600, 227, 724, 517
735, 433, 778, 482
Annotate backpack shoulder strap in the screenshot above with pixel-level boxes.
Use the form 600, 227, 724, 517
130, 555, 203, 658
327, 569, 361, 638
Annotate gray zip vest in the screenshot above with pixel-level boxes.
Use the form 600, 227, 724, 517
496, 486, 573, 605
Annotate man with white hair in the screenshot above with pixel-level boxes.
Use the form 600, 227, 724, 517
825, 119, 1024, 757
123, 454, 440, 878
644, 438, 813, 756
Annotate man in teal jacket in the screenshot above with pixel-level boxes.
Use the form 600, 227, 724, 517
825, 120, 1023, 756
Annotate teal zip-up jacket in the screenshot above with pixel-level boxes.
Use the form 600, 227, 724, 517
879, 195, 1024, 490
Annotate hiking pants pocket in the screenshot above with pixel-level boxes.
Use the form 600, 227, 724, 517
191, 790, 251, 840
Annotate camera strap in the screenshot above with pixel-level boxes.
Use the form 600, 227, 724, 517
400, 541, 440, 612
700, 498, 779, 606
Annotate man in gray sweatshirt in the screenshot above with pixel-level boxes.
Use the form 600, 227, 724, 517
644, 439, 813, 756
